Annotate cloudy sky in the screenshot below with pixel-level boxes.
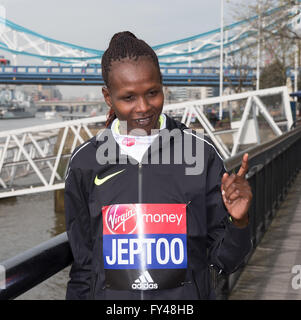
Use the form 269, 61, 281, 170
0, 0, 245, 98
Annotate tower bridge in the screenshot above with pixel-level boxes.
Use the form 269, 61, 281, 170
0, 2, 299, 73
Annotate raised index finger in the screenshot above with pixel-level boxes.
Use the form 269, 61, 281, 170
237, 153, 249, 177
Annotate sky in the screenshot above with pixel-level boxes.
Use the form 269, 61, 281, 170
0, 0, 245, 99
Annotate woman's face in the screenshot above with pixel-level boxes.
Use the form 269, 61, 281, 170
102, 56, 164, 135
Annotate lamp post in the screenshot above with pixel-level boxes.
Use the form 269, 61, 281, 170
256, 0, 262, 91
256, 29, 261, 91
295, 45, 298, 96
219, 0, 224, 120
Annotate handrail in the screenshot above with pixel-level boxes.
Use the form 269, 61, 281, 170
224, 125, 301, 172
0, 233, 72, 300
218, 125, 301, 298
0, 126, 301, 300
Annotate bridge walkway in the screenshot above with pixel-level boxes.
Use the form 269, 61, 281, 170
229, 170, 301, 300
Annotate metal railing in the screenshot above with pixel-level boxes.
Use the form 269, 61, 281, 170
0, 233, 72, 300
0, 126, 301, 300
0, 115, 106, 198
216, 125, 301, 299
1, 86, 293, 199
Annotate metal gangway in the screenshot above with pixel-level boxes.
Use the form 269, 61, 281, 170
0, 115, 106, 198
0, 86, 294, 199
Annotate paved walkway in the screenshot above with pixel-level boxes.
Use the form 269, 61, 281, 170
229, 171, 301, 300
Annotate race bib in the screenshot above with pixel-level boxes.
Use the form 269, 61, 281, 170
102, 203, 187, 290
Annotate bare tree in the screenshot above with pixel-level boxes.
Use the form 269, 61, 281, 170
224, 48, 257, 93
228, 0, 301, 80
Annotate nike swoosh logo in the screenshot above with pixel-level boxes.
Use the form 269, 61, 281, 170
94, 169, 125, 186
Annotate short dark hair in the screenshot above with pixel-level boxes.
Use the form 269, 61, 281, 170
101, 31, 162, 87
102, 31, 162, 127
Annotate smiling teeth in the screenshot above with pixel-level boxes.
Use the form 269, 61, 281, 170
136, 117, 150, 124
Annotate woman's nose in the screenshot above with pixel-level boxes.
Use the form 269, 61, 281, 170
135, 96, 150, 113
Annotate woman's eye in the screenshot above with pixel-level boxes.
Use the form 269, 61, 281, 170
148, 90, 158, 97
123, 95, 133, 101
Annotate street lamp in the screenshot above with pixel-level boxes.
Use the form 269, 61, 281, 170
291, 3, 301, 96
219, 0, 224, 120
256, 0, 262, 91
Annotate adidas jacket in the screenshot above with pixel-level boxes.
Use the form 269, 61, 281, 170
64, 114, 252, 300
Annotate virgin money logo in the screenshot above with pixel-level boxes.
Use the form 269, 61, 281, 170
105, 204, 137, 234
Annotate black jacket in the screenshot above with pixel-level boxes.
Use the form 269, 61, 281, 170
64, 115, 252, 300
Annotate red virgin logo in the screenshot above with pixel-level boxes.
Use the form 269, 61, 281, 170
122, 137, 136, 147
105, 204, 137, 234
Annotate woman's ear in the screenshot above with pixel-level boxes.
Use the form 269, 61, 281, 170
102, 86, 112, 108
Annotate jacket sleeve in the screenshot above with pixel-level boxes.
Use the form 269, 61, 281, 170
206, 148, 252, 274
64, 162, 92, 299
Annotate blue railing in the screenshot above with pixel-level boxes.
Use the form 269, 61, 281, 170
0, 65, 256, 76
1, 65, 299, 86
0, 65, 256, 86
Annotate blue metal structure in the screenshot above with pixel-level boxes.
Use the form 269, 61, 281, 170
0, 65, 299, 87
0, 65, 256, 87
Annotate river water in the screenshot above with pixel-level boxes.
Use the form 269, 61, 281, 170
0, 112, 64, 131
0, 114, 72, 300
0, 192, 70, 300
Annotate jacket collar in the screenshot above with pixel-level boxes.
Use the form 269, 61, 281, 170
91, 114, 187, 164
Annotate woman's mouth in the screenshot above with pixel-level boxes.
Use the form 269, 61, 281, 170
135, 115, 153, 126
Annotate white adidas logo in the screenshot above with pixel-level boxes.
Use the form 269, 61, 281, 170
131, 271, 158, 290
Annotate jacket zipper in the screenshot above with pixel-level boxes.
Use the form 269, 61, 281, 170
138, 162, 142, 203
138, 162, 144, 301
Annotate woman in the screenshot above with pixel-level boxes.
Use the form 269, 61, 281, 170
64, 31, 252, 300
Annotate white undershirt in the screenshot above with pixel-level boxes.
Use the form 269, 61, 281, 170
111, 114, 166, 163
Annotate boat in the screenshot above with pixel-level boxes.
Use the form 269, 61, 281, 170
0, 88, 36, 119
0, 105, 36, 119
44, 111, 57, 119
